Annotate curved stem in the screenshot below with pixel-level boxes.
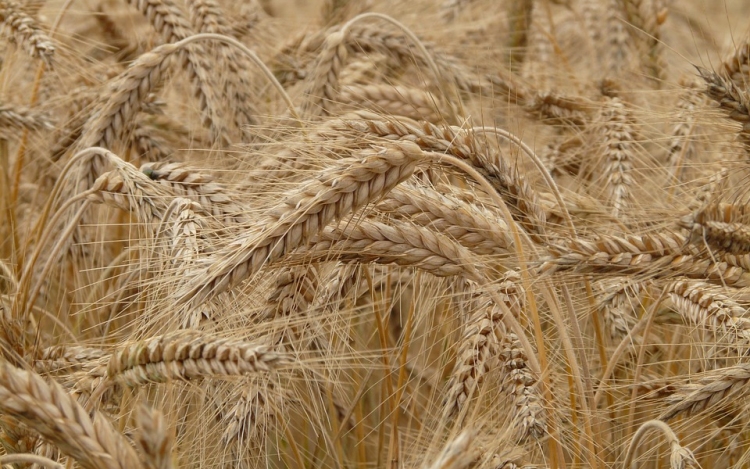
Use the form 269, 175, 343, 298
622, 420, 680, 469
14, 192, 93, 317
23, 147, 117, 259
474, 126, 576, 236
593, 289, 667, 409
25, 202, 90, 315
420, 150, 570, 468
170, 33, 298, 122
341, 12, 462, 120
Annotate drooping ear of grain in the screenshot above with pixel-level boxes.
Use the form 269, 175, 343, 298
173, 142, 423, 310
0, 0, 54, 64
107, 330, 289, 386
135, 405, 175, 469
123, 0, 228, 144
0, 362, 141, 469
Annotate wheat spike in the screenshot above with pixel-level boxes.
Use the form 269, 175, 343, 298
0, 362, 141, 469
0, 0, 54, 64
173, 141, 423, 310
107, 330, 288, 387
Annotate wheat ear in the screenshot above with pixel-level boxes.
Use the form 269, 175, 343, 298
507, 0, 533, 71
542, 231, 750, 287
340, 84, 443, 121
661, 364, 750, 421
124, 0, 229, 143
0, 362, 141, 469
0, 0, 54, 64
186, 0, 259, 132
662, 279, 750, 347
107, 330, 288, 387
88, 166, 177, 228
34, 345, 107, 375
291, 217, 477, 277
667, 80, 703, 182
141, 162, 250, 225
173, 141, 422, 310
0, 102, 52, 135
377, 184, 512, 256
598, 97, 635, 220
424, 429, 476, 469
135, 404, 175, 469
336, 116, 547, 239
697, 67, 750, 148
595, 279, 640, 340
444, 293, 504, 421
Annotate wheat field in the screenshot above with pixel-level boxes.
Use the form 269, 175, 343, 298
3, 0, 750, 468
